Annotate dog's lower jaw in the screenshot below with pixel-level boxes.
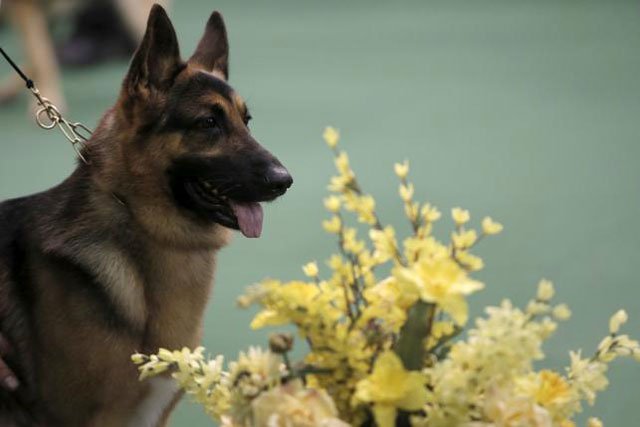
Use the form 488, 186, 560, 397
107, 190, 234, 251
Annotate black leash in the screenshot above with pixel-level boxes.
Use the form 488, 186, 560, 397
0, 46, 34, 89
0, 46, 92, 164
1, 47, 128, 206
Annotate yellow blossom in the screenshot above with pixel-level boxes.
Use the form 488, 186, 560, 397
405, 201, 419, 222
324, 195, 341, 213
302, 261, 319, 278
328, 174, 352, 193
355, 195, 376, 224
399, 183, 414, 202
553, 304, 572, 320
369, 226, 398, 263
342, 227, 366, 254
395, 256, 484, 325
455, 250, 485, 271
537, 280, 555, 301
323, 126, 340, 148
481, 386, 553, 427
335, 152, 351, 176
322, 216, 342, 233
394, 160, 409, 179
354, 351, 427, 427
609, 309, 628, 334
252, 379, 348, 427
482, 216, 503, 235
131, 353, 147, 364
452, 229, 478, 249
587, 417, 603, 427
532, 370, 573, 409
451, 207, 470, 225
421, 204, 441, 222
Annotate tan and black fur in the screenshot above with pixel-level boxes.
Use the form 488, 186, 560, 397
0, 5, 292, 426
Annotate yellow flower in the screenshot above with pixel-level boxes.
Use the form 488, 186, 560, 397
324, 195, 341, 213
609, 309, 628, 334
328, 174, 352, 193
537, 280, 555, 301
532, 370, 573, 408
452, 229, 478, 249
354, 351, 428, 427
552, 304, 572, 320
399, 183, 414, 202
323, 126, 340, 148
481, 216, 503, 235
302, 261, 319, 278
394, 160, 409, 179
394, 257, 483, 325
342, 227, 366, 254
131, 353, 147, 364
455, 250, 484, 271
404, 201, 419, 222
482, 387, 553, 427
252, 379, 349, 427
335, 152, 350, 176
363, 277, 419, 311
451, 207, 470, 226
369, 226, 398, 263
354, 195, 376, 225
322, 216, 342, 233
587, 417, 603, 427
421, 204, 441, 222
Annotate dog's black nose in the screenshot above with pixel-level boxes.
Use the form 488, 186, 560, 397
264, 166, 293, 195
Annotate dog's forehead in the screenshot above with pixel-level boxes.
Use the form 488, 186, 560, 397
177, 70, 246, 112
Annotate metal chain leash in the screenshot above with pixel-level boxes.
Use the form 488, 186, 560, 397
29, 85, 92, 164
1, 46, 93, 164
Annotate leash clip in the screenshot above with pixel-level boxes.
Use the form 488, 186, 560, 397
30, 86, 92, 165
1, 47, 93, 165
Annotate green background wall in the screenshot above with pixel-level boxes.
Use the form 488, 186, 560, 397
1, 0, 638, 425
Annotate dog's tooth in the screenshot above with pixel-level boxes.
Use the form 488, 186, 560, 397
203, 181, 212, 189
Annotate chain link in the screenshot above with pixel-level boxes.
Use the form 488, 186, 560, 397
30, 86, 92, 164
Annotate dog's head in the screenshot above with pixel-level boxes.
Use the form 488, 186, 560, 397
95, 5, 292, 246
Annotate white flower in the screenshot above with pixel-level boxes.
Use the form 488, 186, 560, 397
609, 310, 628, 334
536, 280, 555, 301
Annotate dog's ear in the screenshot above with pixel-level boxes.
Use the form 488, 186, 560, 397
188, 11, 229, 80
125, 5, 181, 93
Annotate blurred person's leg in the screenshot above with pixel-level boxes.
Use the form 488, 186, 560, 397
0, 0, 65, 112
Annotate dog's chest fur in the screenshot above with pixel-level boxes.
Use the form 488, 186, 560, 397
31, 229, 218, 425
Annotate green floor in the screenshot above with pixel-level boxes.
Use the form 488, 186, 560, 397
1, 0, 639, 425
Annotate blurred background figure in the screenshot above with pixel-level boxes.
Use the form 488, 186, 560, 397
0, 0, 169, 111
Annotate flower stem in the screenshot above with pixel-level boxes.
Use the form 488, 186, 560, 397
394, 300, 434, 370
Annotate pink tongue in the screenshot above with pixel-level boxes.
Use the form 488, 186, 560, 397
229, 202, 264, 238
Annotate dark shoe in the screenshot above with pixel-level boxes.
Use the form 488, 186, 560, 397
57, 1, 136, 67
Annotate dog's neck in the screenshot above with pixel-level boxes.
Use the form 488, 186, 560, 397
36, 161, 227, 346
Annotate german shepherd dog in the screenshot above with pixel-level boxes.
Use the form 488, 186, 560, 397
0, 5, 292, 426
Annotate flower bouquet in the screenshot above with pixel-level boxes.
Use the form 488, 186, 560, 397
133, 128, 639, 427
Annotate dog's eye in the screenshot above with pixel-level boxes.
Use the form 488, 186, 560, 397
199, 117, 219, 130
244, 114, 252, 126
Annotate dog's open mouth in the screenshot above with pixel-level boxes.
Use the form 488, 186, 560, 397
185, 180, 264, 238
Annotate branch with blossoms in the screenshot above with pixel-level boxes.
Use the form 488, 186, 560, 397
131, 127, 639, 427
